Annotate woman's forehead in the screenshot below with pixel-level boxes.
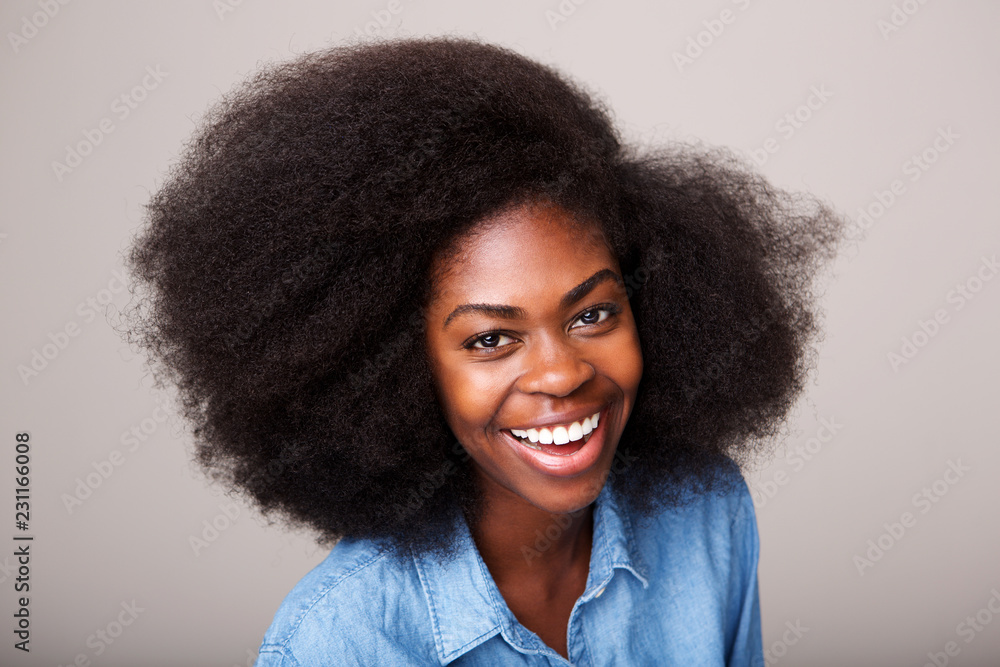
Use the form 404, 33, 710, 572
435, 201, 609, 268
427, 202, 618, 306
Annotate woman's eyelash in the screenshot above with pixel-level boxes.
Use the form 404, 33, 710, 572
461, 303, 621, 351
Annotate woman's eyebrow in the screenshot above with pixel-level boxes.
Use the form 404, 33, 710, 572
442, 268, 622, 329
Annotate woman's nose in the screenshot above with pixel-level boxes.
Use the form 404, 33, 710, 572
515, 334, 596, 397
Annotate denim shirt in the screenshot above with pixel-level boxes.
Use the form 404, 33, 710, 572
255, 469, 764, 666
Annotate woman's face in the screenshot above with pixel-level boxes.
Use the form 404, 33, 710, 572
424, 201, 643, 516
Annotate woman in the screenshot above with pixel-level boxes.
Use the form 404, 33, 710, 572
124, 37, 841, 664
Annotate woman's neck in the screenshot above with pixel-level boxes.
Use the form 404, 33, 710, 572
470, 487, 595, 599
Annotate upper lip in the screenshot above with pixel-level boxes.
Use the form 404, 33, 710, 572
505, 405, 605, 431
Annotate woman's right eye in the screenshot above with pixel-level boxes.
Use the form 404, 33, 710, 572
465, 331, 515, 351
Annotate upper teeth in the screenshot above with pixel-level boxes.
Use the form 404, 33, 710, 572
510, 412, 600, 446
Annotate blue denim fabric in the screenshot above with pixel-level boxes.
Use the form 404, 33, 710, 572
255, 468, 764, 666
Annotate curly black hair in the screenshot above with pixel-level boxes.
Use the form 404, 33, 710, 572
122, 36, 842, 556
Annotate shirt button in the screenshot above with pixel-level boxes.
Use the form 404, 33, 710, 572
594, 586, 606, 598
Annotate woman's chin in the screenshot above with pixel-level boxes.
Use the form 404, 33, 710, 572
521, 475, 609, 517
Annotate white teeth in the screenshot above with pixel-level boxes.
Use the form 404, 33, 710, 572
509, 411, 601, 447
567, 422, 583, 441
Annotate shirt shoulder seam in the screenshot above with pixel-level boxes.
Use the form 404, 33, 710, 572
270, 545, 391, 647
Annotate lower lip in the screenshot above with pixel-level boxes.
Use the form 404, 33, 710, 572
502, 408, 608, 477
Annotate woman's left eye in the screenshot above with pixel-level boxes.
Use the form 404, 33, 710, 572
571, 305, 617, 328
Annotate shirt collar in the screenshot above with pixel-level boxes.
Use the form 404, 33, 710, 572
589, 480, 651, 594
412, 482, 650, 664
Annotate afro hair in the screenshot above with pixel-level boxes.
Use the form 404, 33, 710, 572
123, 36, 842, 556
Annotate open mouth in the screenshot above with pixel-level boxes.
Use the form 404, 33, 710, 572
504, 410, 600, 457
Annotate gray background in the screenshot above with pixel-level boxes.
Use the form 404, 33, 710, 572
2, 1, 998, 665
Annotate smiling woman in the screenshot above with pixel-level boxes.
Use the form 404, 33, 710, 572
122, 36, 842, 665
425, 202, 642, 490
422, 201, 645, 656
